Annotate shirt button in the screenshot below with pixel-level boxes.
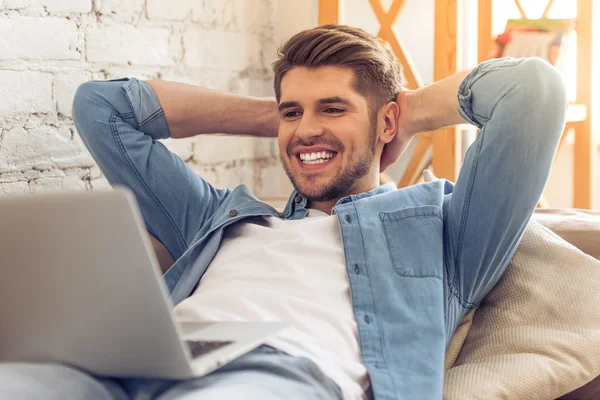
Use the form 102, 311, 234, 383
354, 265, 360, 275
345, 215, 351, 223
364, 315, 370, 324
229, 209, 238, 217
294, 195, 302, 203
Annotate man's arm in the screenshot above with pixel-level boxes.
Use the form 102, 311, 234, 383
400, 58, 567, 307
146, 80, 278, 139
395, 69, 472, 136
73, 79, 278, 266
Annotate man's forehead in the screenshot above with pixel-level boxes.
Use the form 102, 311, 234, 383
279, 66, 360, 103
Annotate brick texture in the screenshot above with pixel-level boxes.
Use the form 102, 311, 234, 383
44, 0, 92, 14
146, 0, 196, 21
183, 29, 260, 70
86, 24, 172, 65
0, 0, 281, 200
3, 0, 91, 13
56, 71, 93, 117
0, 70, 53, 115
95, 0, 145, 22
0, 16, 79, 60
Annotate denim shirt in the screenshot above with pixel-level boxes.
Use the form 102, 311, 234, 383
73, 57, 567, 399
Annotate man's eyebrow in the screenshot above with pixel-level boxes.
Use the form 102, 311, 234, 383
278, 101, 299, 111
318, 96, 351, 106
278, 97, 351, 111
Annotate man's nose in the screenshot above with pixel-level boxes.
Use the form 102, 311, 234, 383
295, 113, 324, 141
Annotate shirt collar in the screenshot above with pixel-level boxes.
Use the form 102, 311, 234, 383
282, 182, 397, 217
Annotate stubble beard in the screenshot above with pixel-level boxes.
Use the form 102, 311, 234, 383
281, 125, 377, 202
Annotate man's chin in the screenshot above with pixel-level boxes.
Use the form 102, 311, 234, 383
283, 166, 344, 202
293, 181, 344, 203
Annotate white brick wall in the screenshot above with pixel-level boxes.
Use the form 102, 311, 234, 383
2, 0, 91, 13
0, 16, 79, 60
146, 0, 195, 21
55, 71, 92, 117
95, 0, 144, 22
0, 71, 53, 114
0, 0, 291, 199
86, 25, 173, 65
183, 30, 261, 70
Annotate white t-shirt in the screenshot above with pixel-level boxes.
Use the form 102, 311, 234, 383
173, 209, 369, 399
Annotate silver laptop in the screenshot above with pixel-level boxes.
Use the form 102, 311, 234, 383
0, 187, 287, 379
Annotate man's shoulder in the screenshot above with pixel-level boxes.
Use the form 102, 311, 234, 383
363, 179, 450, 209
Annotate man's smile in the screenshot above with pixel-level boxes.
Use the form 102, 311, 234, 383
295, 151, 339, 172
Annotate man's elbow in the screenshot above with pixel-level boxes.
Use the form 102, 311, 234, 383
510, 57, 568, 146
72, 80, 123, 153
72, 81, 97, 129
518, 57, 568, 117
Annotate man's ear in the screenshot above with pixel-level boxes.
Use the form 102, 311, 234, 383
379, 101, 400, 144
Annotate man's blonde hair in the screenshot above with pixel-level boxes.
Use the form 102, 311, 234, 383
272, 24, 403, 112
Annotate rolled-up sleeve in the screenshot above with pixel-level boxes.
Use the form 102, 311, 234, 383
444, 57, 568, 322
73, 78, 230, 262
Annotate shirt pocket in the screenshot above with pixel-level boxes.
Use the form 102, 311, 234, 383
380, 205, 444, 278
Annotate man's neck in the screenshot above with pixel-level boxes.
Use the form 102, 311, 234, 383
306, 180, 382, 215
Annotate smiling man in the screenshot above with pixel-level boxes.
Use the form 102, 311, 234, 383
0, 25, 567, 399
278, 67, 390, 213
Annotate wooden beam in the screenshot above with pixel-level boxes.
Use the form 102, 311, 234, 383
433, 0, 460, 181
318, 0, 339, 25
369, 0, 423, 89
387, 0, 406, 21
365, 0, 426, 187
573, 0, 595, 209
541, 0, 555, 18
432, 128, 461, 181
513, 0, 528, 18
380, 172, 394, 184
381, 28, 424, 89
478, 0, 492, 64
513, 0, 554, 19
398, 136, 431, 188
557, 127, 572, 153
369, 0, 405, 23
537, 196, 550, 208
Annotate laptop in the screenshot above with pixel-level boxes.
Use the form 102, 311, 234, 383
0, 187, 287, 379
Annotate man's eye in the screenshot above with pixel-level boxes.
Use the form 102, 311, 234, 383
283, 111, 302, 118
324, 108, 344, 114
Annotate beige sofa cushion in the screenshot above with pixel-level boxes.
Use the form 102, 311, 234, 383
532, 208, 600, 260
443, 220, 600, 399
534, 208, 600, 399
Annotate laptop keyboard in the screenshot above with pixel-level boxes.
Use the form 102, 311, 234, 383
186, 340, 233, 359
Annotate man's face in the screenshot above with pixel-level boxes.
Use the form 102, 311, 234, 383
278, 66, 379, 202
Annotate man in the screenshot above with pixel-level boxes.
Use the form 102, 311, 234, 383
0, 25, 567, 399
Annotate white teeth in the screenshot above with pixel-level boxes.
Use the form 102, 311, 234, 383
299, 151, 334, 162
303, 159, 329, 165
